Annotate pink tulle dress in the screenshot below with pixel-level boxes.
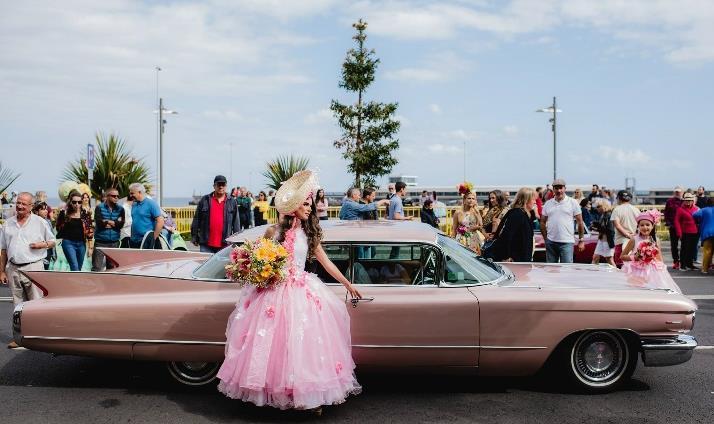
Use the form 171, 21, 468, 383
217, 226, 361, 409
621, 234, 677, 290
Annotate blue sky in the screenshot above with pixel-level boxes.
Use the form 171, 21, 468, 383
1, 0, 712, 198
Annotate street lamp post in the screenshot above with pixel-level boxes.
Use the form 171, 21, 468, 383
536, 97, 562, 181
156, 98, 178, 207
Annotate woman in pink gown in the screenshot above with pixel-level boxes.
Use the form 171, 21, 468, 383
620, 209, 678, 290
217, 170, 362, 411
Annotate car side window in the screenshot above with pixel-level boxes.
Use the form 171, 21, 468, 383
352, 244, 437, 285
310, 244, 351, 284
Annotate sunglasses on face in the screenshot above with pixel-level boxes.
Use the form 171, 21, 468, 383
71, 200, 82, 205
107, 194, 119, 198
553, 185, 564, 189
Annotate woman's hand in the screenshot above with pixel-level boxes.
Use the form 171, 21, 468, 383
344, 282, 362, 299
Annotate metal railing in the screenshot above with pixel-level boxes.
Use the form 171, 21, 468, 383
163, 204, 668, 239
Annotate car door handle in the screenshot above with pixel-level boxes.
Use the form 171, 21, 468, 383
349, 297, 374, 308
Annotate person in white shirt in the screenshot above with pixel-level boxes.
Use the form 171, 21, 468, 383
0, 192, 56, 348
540, 179, 586, 263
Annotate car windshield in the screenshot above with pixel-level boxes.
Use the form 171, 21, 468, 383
192, 246, 232, 280
437, 235, 503, 285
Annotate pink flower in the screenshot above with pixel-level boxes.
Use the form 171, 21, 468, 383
266, 306, 275, 318
306, 290, 313, 300
335, 362, 343, 374
314, 296, 322, 311
244, 299, 251, 310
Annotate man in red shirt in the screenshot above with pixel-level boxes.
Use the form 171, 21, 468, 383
190, 175, 242, 253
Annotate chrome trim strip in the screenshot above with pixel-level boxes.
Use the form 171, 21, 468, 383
352, 344, 546, 350
480, 345, 547, 350
22, 336, 225, 345
23, 336, 547, 351
352, 344, 478, 349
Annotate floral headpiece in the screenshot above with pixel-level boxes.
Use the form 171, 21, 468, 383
636, 209, 662, 224
457, 181, 474, 196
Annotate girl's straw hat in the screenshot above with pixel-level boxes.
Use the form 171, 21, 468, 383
274, 170, 319, 215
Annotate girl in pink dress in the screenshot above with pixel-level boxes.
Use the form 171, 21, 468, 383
217, 170, 362, 412
620, 209, 679, 290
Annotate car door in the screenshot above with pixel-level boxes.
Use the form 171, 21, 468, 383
322, 243, 479, 368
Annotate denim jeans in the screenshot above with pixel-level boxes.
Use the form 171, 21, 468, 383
545, 240, 574, 263
62, 239, 86, 271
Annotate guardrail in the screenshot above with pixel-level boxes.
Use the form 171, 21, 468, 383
163, 204, 668, 239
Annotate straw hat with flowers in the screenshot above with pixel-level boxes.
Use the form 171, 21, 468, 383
274, 170, 320, 215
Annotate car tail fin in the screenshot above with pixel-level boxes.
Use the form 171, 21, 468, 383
99, 247, 209, 268
19, 270, 204, 299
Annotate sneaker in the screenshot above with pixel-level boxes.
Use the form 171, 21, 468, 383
689, 266, 700, 271
672, 261, 680, 270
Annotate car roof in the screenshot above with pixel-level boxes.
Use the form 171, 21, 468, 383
226, 220, 440, 244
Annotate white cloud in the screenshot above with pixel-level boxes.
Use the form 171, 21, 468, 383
445, 129, 481, 141
503, 125, 519, 136
202, 109, 245, 121
304, 108, 334, 125
429, 104, 442, 114
352, 0, 714, 64
598, 145, 652, 166
385, 68, 445, 82
386, 50, 472, 83
428, 143, 462, 154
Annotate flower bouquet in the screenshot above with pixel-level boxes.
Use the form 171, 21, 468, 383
457, 181, 474, 196
633, 240, 658, 264
225, 238, 289, 289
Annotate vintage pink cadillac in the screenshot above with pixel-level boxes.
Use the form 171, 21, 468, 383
14, 221, 696, 393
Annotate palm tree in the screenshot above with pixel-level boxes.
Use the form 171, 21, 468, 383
0, 162, 20, 194
262, 155, 310, 191
62, 132, 152, 199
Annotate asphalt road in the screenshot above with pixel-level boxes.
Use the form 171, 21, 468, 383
0, 263, 712, 423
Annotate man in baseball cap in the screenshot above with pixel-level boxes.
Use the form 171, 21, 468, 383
611, 188, 640, 268
540, 178, 587, 263
190, 175, 241, 253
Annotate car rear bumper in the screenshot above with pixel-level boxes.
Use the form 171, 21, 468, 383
640, 335, 697, 367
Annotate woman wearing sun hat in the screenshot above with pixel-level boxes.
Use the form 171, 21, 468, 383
674, 192, 700, 271
217, 170, 362, 413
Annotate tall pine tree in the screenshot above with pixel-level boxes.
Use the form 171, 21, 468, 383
331, 19, 400, 188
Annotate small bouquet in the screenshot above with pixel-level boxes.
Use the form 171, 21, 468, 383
225, 238, 289, 289
457, 224, 469, 237
457, 181, 474, 196
633, 240, 658, 264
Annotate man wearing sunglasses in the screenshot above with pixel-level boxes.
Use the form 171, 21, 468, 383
190, 175, 242, 253
540, 178, 586, 263
92, 187, 125, 271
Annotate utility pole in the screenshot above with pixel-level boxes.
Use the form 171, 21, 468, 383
536, 97, 562, 181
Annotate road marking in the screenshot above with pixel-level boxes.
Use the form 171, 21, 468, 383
695, 346, 714, 350
688, 295, 714, 300
674, 276, 711, 279
0, 297, 11, 302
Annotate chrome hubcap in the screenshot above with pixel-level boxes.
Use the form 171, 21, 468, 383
167, 361, 220, 386
571, 331, 628, 386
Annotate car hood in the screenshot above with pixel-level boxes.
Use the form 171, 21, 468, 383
111, 257, 206, 279
500, 262, 682, 293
